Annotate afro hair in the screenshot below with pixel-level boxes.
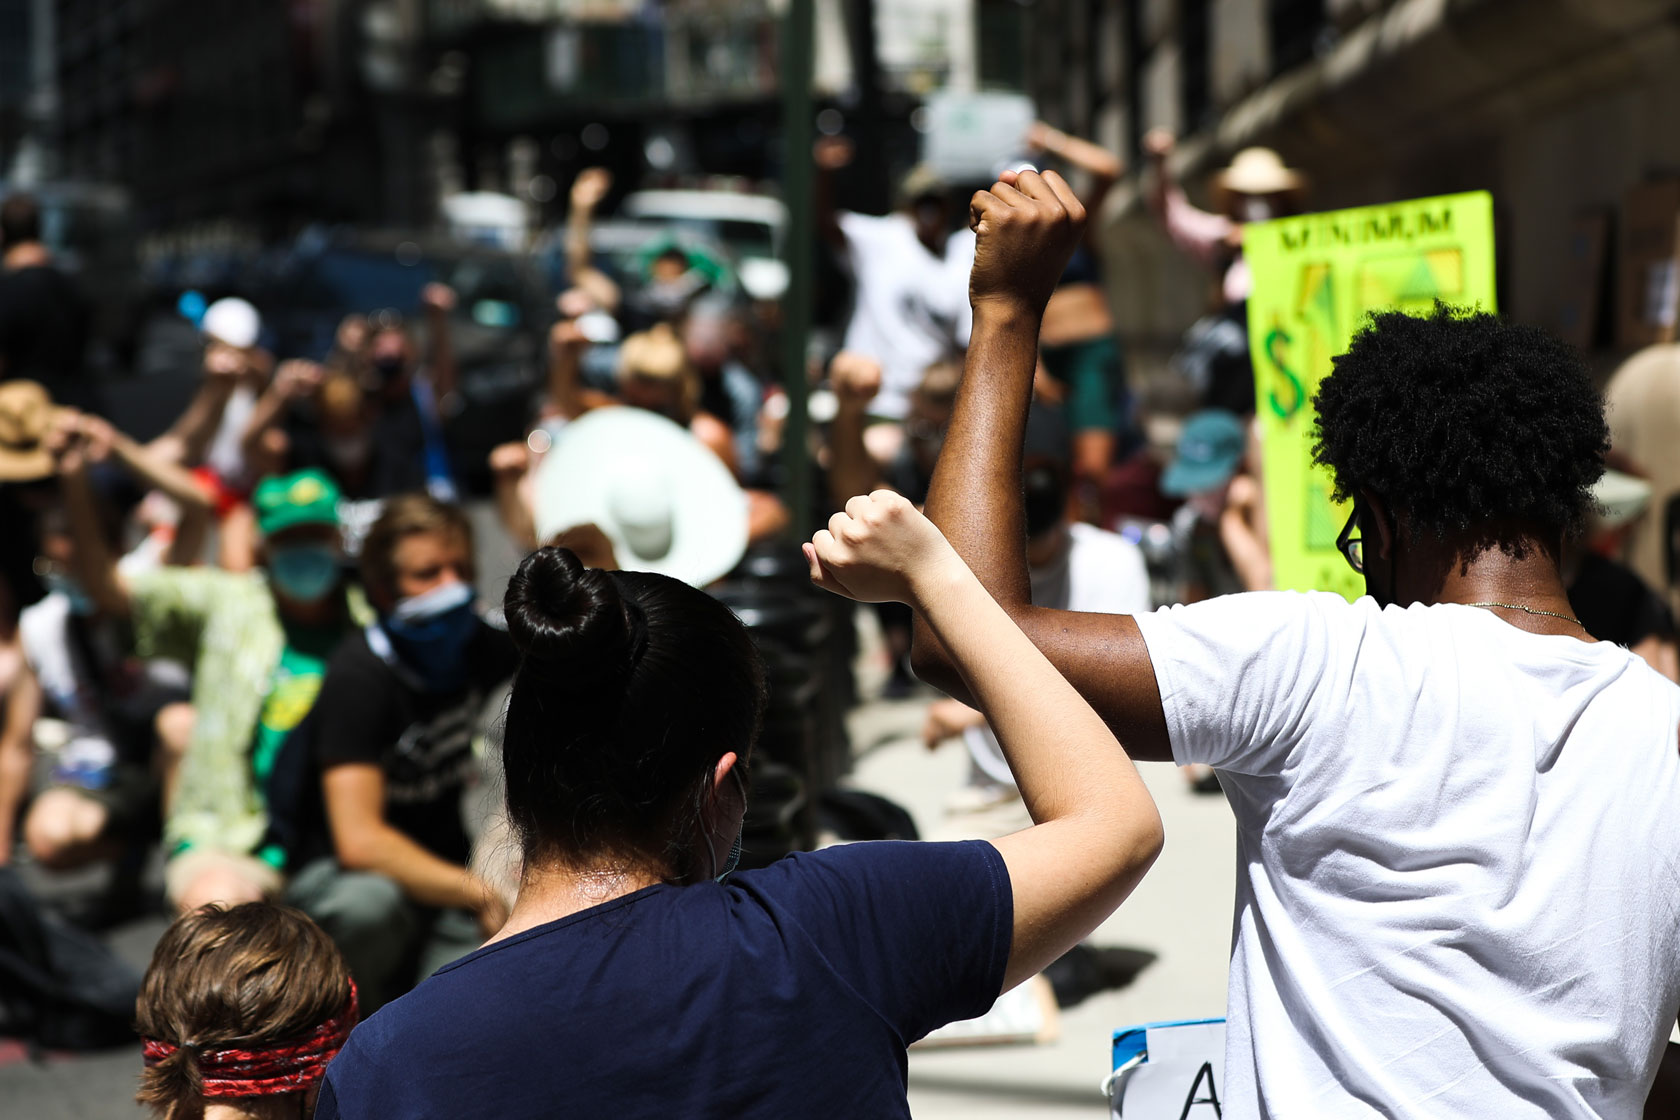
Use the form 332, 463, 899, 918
1312, 304, 1607, 544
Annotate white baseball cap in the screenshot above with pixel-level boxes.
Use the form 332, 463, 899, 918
200, 297, 261, 349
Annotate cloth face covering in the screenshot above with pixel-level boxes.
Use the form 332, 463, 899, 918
381, 581, 478, 692
141, 979, 359, 1098
268, 545, 341, 603
41, 570, 96, 616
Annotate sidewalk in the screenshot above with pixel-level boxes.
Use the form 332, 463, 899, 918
843, 680, 1235, 1119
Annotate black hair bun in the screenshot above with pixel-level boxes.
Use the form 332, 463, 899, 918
504, 547, 634, 687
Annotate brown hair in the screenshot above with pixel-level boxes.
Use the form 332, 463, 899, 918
358, 492, 475, 606
316, 373, 364, 433
135, 903, 351, 1117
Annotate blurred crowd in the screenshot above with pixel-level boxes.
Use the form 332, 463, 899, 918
3, 114, 1680, 1118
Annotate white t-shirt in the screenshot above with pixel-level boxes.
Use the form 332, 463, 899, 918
205, 383, 259, 486
964, 523, 1151, 786
837, 211, 974, 420
1134, 590, 1680, 1119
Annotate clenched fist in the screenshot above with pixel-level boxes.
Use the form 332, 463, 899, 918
420, 283, 457, 316
804, 490, 962, 607
829, 351, 883, 411
967, 169, 1086, 321
571, 167, 612, 212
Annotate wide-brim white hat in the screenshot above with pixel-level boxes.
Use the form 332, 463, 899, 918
1591, 469, 1652, 531
533, 407, 749, 588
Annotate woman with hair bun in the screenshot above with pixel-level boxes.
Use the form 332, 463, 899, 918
136, 902, 357, 1120
318, 491, 1163, 1119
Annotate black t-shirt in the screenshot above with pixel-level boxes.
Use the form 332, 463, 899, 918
286, 388, 431, 500
306, 618, 518, 865
1568, 551, 1676, 649
0, 265, 93, 406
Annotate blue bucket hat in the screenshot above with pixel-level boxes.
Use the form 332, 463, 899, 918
1162, 410, 1246, 498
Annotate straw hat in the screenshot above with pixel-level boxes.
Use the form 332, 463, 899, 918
1214, 148, 1306, 197
0, 380, 61, 481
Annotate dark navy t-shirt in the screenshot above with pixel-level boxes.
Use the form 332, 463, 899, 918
316, 839, 1011, 1119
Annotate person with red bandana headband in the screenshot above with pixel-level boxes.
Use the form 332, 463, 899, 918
136, 902, 357, 1120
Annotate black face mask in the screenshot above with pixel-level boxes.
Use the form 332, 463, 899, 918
372, 355, 404, 384
1023, 463, 1067, 540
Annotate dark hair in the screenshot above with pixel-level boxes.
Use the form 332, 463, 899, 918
359, 493, 475, 606
135, 903, 351, 1116
0, 194, 40, 248
501, 547, 766, 877
1312, 305, 1607, 545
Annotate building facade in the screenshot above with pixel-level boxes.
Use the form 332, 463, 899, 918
1026, 0, 1680, 365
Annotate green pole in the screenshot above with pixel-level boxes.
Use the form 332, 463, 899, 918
779, 0, 814, 537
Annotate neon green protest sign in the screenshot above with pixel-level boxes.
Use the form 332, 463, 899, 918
1243, 191, 1497, 600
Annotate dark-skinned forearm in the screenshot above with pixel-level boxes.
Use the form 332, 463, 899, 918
913, 305, 1039, 694
912, 305, 1173, 760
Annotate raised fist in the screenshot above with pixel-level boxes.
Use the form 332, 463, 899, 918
813, 135, 854, 172
571, 167, 613, 212
1142, 128, 1176, 162
420, 283, 457, 315
805, 490, 959, 606
274, 359, 324, 401
829, 351, 882, 409
967, 169, 1086, 319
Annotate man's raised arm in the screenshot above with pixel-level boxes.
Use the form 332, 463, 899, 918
914, 170, 1173, 762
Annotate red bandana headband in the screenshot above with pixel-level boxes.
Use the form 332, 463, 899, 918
142, 978, 359, 1098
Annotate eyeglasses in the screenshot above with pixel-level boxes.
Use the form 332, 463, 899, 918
1336, 504, 1363, 573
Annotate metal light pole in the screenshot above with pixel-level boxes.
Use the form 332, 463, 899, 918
779, 0, 814, 537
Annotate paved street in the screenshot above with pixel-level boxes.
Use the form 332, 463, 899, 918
0, 577, 1237, 1119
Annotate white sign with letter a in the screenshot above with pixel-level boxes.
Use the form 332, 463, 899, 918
1107, 1019, 1225, 1119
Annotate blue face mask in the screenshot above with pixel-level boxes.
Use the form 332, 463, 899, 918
268, 544, 341, 604
41, 570, 97, 617
381, 581, 479, 693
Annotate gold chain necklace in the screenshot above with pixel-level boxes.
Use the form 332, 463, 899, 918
1464, 601, 1585, 628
